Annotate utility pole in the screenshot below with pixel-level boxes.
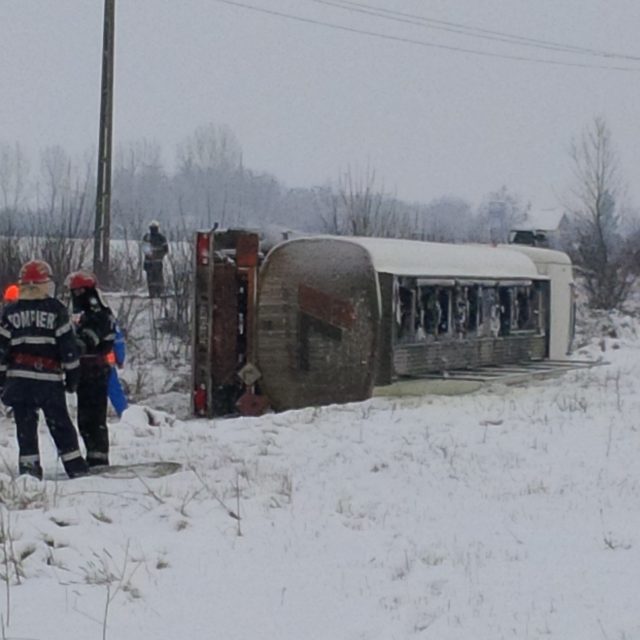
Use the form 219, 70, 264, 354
94, 0, 115, 281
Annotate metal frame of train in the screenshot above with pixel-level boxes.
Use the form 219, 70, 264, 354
191, 229, 575, 417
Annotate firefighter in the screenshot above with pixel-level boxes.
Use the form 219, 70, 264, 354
142, 221, 169, 298
3, 284, 19, 304
65, 271, 116, 467
0, 284, 19, 323
0, 260, 88, 479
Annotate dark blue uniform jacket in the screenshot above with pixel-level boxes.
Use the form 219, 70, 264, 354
0, 297, 80, 405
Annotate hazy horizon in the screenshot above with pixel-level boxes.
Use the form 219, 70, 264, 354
3, 0, 640, 210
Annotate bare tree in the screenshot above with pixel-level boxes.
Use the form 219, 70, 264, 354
175, 124, 244, 228
415, 196, 475, 242
0, 142, 29, 212
112, 139, 169, 236
323, 167, 412, 238
0, 215, 29, 290
177, 123, 242, 172
24, 148, 94, 287
473, 186, 529, 243
566, 116, 636, 309
161, 221, 194, 343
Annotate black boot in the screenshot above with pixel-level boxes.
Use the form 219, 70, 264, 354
87, 453, 109, 468
64, 456, 90, 479
19, 462, 43, 480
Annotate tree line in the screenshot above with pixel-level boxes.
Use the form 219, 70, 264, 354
1, 118, 638, 310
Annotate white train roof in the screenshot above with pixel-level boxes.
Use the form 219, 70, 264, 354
498, 243, 572, 266
290, 236, 543, 280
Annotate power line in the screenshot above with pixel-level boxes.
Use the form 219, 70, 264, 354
308, 0, 640, 63
211, 0, 640, 71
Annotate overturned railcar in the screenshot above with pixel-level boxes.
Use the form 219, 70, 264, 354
256, 237, 573, 410
191, 231, 574, 416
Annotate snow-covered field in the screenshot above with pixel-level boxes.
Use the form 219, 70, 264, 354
0, 314, 638, 639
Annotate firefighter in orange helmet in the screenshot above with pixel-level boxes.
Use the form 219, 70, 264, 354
3, 284, 19, 304
65, 270, 116, 467
0, 261, 89, 479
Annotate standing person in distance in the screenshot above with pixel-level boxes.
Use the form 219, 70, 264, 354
142, 220, 169, 298
0, 260, 88, 479
65, 271, 116, 468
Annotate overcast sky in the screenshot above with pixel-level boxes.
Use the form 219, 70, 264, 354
2, 0, 640, 211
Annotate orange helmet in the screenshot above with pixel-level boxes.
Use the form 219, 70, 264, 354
3, 284, 19, 303
65, 271, 98, 291
19, 260, 53, 285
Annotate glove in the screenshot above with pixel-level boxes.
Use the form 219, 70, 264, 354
78, 328, 99, 350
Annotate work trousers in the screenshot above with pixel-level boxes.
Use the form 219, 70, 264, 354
77, 366, 111, 466
144, 261, 164, 298
11, 382, 86, 477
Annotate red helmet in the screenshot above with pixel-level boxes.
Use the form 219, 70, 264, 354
65, 270, 98, 290
19, 260, 53, 285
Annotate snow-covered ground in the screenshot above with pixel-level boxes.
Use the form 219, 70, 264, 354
0, 314, 639, 639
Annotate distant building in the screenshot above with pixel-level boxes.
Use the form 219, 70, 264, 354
509, 208, 571, 249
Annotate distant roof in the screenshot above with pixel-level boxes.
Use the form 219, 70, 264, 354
519, 208, 568, 231
292, 236, 541, 280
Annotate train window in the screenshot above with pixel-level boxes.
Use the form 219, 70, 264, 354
393, 282, 547, 342
484, 287, 501, 338
513, 286, 533, 331
394, 280, 548, 343
396, 283, 416, 343
498, 288, 512, 336
568, 282, 576, 353
498, 285, 539, 333
418, 287, 441, 338
454, 286, 468, 337
438, 288, 451, 335
533, 283, 544, 333
467, 286, 480, 332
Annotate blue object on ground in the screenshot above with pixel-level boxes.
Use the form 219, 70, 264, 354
108, 367, 128, 417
